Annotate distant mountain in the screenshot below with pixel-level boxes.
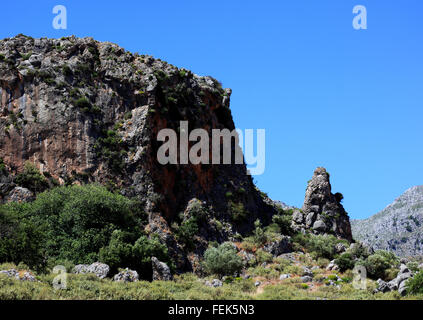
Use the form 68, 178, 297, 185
351, 186, 423, 258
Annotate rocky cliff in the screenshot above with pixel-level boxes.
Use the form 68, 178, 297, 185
292, 167, 353, 241
0, 34, 276, 272
351, 186, 423, 258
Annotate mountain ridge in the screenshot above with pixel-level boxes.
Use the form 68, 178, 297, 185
351, 185, 423, 257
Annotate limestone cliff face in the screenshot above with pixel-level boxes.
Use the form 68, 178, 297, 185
352, 186, 423, 258
292, 167, 353, 242
0, 34, 276, 271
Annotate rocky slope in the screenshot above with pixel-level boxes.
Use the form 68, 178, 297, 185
351, 186, 423, 258
0, 34, 276, 272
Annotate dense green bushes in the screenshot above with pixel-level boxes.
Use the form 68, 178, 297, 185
0, 206, 45, 271
406, 271, 423, 295
293, 233, 348, 260
358, 250, 399, 280
335, 252, 355, 272
0, 184, 166, 277
15, 162, 49, 193
271, 208, 293, 235
203, 242, 243, 276
99, 231, 170, 278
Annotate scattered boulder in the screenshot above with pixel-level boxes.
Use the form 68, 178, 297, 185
152, 257, 173, 281
301, 276, 313, 283
375, 264, 414, 296
302, 267, 314, 278
263, 236, 292, 256
326, 260, 340, 271
73, 262, 110, 279
5, 187, 34, 203
0, 269, 36, 281
239, 250, 256, 265
113, 268, 139, 283
335, 243, 347, 254
279, 274, 291, 280
205, 279, 223, 287
375, 279, 390, 293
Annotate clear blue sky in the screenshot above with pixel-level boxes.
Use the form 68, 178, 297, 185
1, 1, 422, 219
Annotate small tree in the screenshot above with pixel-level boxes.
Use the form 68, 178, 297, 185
253, 219, 267, 245
203, 242, 243, 277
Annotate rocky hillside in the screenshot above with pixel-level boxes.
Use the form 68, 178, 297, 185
0, 34, 276, 272
351, 186, 423, 258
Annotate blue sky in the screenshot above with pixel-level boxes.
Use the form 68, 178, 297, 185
1, 1, 422, 219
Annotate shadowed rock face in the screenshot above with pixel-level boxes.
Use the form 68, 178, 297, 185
0, 34, 276, 272
292, 167, 353, 242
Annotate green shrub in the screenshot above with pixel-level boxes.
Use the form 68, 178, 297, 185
15, 162, 49, 193
62, 64, 72, 76
255, 249, 273, 265
361, 253, 392, 280
272, 211, 293, 235
253, 219, 267, 246
176, 216, 198, 250
406, 271, 423, 295
407, 261, 420, 273
203, 242, 243, 277
335, 252, 355, 272
293, 233, 344, 260
229, 201, 247, 222
99, 231, 169, 279
0, 206, 45, 271
0, 158, 6, 174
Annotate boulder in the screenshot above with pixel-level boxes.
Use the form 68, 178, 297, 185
375, 279, 390, 293
205, 279, 223, 287
5, 187, 34, 203
326, 260, 340, 271
302, 267, 314, 278
300, 276, 313, 283
113, 268, 139, 282
263, 236, 292, 256
335, 243, 347, 254
280, 274, 291, 280
312, 220, 327, 232
73, 262, 110, 279
152, 256, 173, 281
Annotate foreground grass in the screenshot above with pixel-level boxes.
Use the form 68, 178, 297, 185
1, 270, 422, 300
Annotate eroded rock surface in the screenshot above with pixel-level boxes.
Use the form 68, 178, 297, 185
292, 167, 353, 241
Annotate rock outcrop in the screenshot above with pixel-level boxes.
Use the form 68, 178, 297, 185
73, 262, 110, 279
292, 167, 353, 241
113, 268, 139, 282
351, 186, 423, 258
0, 34, 277, 272
374, 264, 414, 296
152, 256, 173, 281
0, 269, 36, 281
